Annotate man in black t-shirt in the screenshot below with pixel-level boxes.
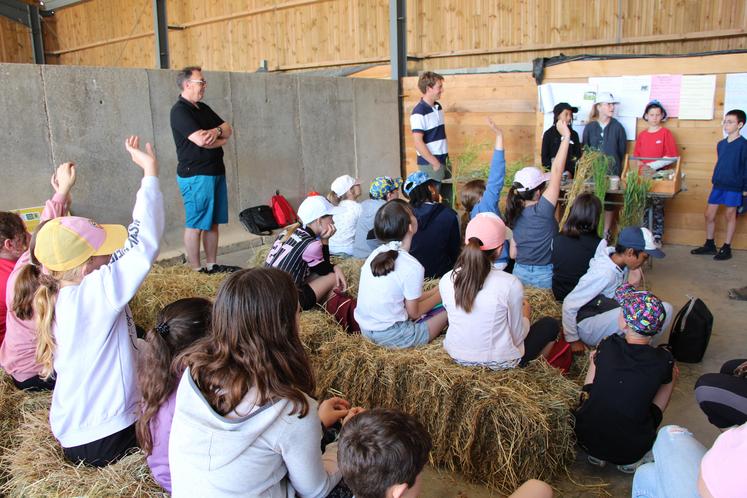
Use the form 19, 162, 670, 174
170, 66, 236, 274
574, 284, 676, 470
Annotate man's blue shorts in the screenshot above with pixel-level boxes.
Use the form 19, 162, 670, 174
177, 174, 228, 231
708, 188, 743, 208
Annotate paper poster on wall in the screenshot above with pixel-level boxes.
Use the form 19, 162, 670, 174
649, 75, 682, 117
537, 83, 596, 127
616, 116, 638, 141
589, 76, 651, 118
724, 73, 747, 138
678, 75, 717, 120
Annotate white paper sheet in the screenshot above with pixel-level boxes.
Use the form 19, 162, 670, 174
617, 116, 638, 141
678, 75, 716, 120
724, 73, 747, 138
589, 76, 651, 118
537, 83, 597, 127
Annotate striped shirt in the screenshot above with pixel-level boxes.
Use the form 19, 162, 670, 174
265, 227, 324, 286
410, 99, 448, 166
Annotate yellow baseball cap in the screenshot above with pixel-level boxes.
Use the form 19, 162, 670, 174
34, 216, 128, 272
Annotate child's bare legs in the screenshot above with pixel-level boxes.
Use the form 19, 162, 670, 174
724, 206, 737, 244
308, 272, 338, 303
425, 311, 448, 341
704, 203, 719, 239
509, 479, 553, 498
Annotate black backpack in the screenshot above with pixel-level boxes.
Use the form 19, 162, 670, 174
239, 205, 278, 236
668, 296, 713, 363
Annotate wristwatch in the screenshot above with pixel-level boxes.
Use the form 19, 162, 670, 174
216, 126, 223, 138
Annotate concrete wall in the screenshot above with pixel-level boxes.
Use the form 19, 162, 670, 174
0, 64, 400, 253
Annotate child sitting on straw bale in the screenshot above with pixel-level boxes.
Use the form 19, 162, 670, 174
439, 213, 560, 370
574, 284, 676, 473
551, 193, 602, 302
0, 211, 35, 348
562, 226, 674, 353
169, 268, 363, 498
327, 174, 362, 256
353, 176, 401, 259
0, 162, 75, 391
505, 120, 570, 289
404, 171, 460, 279
265, 195, 348, 311
136, 297, 212, 493
355, 200, 448, 348
337, 408, 431, 498
458, 119, 510, 270
32, 136, 164, 466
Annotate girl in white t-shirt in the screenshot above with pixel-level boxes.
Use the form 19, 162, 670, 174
327, 174, 362, 256
354, 199, 447, 348
439, 213, 560, 369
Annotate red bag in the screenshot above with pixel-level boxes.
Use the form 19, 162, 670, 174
271, 190, 298, 227
547, 336, 573, 374
324, 290, 360, 334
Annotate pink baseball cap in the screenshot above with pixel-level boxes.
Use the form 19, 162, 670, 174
513, 167, 551, 192
34, 216, 127, 272
465, 212, 506, 250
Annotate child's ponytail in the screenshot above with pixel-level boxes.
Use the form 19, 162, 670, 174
453, 238, 495, 312
12, 218, 50, 321
505, 184, 540, 229
370, 200, 412, 277
34, 273, 60, 379
136, 297, 212, 455
12, 263, 42, 320
326, 191, 341, 206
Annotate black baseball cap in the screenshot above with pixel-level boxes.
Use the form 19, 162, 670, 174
553, 102, 578, 115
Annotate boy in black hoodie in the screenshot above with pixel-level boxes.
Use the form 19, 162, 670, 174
403, 171, 460, 278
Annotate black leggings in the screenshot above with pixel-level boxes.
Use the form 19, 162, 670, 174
12, 374, 55, 392
63, 424, 138, 467
519, 317, 561, 367
695, 358, 747, 429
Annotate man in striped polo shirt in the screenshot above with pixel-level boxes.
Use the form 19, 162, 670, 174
410, 71, 451, 205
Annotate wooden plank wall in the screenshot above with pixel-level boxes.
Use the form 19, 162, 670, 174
0, 15, 33, 64
402, 72, 537, 177
402, 53, 747, 249
13, 0, 746, 71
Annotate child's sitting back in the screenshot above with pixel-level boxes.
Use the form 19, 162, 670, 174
574, 284, 675, 468
328, 174, 362, 256
338, 408, 432, 498
136, 297, 211, 493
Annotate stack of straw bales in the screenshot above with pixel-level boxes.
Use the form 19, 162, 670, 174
0, 373, 165, 496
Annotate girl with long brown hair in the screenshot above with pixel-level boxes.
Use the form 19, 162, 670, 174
0, 161, 75, 391
136, 297, 212, 493
169, 267, 361, 497
439, 213, 559, 370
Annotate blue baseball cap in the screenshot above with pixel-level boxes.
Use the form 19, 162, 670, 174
403, 171, 437, 196
617, 227, 665, 258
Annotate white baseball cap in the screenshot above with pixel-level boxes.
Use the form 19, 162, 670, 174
297, 195, 335, 226
595, 91, 620, 104
513, 166, 551, 192
330, 175, 360, 197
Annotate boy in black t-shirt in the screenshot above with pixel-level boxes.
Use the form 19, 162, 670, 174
574, 284, 676, 473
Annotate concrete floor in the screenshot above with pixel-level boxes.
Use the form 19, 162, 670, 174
218, 244, 747, 497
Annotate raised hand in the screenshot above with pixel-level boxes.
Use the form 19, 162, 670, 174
51, 162, 77, 196
125, 135, 158, 177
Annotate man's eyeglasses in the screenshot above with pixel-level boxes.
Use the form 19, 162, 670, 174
188, 79, 207, 86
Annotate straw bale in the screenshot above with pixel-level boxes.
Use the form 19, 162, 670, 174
299, 326, 580, 494
129, 264, 227, 329
0, 392, 165, 497
524, 287, 562, 322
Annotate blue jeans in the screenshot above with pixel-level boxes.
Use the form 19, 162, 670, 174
631, 425, 706, 498
513, 263, 553, 289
